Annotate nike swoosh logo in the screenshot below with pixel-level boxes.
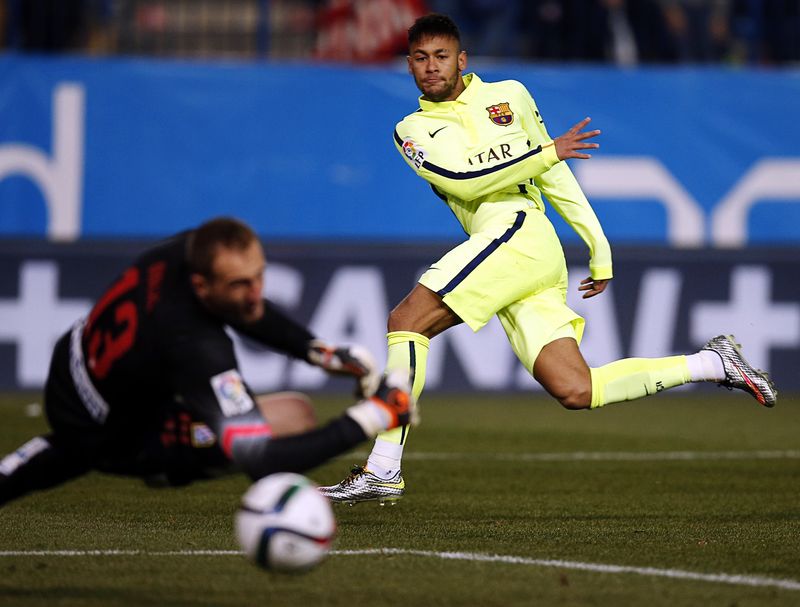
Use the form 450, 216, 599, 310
732, 361, 767, 405
428, 126, 447, 138
372, 482, 405, 489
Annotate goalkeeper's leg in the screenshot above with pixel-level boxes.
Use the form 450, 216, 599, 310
0, 434, 90, 507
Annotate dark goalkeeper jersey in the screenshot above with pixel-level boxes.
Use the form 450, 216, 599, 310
59, 232, 316, 476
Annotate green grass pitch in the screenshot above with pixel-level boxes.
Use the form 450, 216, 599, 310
0, 390, 798, 607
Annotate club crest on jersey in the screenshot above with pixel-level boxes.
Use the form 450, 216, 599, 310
191, 423, 217, 448
486, 102, 513, 126
402, 137, 426, 169
210, 369, 254, 417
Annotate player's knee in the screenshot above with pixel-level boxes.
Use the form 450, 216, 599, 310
387, 306, 406, 333
387, 298, 427, 333
555, 384, 592, 410
539, 374, 592, 410
256, 392, 317, 437
387, 285, 456, 337
290, 394, 317, 432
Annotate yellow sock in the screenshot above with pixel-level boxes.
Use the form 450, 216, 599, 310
374, 331, 429, 446
590, 355, 691, 409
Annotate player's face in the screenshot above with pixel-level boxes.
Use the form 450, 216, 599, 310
192, 240, 266, 324
408, 35, 467, 102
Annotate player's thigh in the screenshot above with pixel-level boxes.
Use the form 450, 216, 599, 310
44, 335, 125, 465
389, 283, 462, 337
497, 268, 585, 375
420, 218, 564, 332
256, 392, 317, 437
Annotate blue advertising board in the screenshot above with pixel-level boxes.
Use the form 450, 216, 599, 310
1, 55, 799, 246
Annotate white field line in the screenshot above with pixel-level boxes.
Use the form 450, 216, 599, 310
341, 450, 800, 463
0, 548, 798, 592
338, 549, 800, 592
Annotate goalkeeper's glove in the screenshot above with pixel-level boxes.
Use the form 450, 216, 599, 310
307, 340, 379, 397
346, 370, 418, 436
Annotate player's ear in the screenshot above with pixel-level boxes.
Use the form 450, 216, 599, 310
407, 55, 413, 74
190, 272, 209, 299
458, 49, 467, 71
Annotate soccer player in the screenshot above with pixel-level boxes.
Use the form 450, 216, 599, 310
0, 217, 414, 506
319, 13, 777, 505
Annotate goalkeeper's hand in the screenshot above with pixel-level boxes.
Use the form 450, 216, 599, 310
307, 340, 379, 397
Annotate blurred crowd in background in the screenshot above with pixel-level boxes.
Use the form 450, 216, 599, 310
0, 0, 798, 65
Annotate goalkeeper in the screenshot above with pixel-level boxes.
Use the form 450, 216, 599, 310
320, 13, 777, 505
0, 217, 413, 506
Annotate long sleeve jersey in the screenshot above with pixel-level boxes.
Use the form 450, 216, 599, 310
393, 73, 613, 280
67, 233, 367, 481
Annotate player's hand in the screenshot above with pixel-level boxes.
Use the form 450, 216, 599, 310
553, 117, 601, 160
307, 340, 379, 397
578, 276, 610, 299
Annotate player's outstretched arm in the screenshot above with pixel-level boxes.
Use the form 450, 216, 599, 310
534, 115, 612, 283
395, 117, 600, 202
307, 340, 379, 397
553, 117, 601, 161
227, 372, 415, 479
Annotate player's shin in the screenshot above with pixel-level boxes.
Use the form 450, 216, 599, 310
367, 331, 429, 478
318, 333, 427, 503
589, 355, 691, 408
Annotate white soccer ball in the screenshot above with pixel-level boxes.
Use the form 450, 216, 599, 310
235, 473, 336, 573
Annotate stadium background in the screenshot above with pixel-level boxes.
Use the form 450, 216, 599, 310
1, 0, 799, 394
1, 4, 799, 606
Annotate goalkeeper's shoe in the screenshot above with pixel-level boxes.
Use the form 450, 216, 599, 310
701, 335, 778, 407
318, 465, 404, 506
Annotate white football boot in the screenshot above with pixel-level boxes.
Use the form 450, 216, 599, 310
701, 335, 778, 407
318, 465, 405, 506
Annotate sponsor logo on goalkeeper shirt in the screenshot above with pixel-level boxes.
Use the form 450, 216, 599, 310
191, 423, 217, 447
210, 369, 255, 417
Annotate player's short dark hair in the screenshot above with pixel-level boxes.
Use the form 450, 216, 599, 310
408, 13, 461, 49
187, 217, 259, 277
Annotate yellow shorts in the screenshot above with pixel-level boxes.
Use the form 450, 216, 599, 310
418, 208, 584, 372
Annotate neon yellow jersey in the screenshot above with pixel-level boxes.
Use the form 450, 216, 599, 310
394, 73, 612, 280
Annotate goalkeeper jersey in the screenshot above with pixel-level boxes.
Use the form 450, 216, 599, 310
393, 73, 613, 280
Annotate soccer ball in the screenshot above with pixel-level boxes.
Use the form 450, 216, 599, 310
235, 473, 336, 573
